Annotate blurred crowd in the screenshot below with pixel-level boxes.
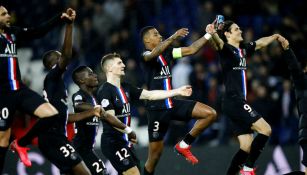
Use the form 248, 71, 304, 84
7, 0, 307, 146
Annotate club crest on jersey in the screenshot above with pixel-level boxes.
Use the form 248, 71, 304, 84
101, 99, 109, 108
5, 44, 16, 54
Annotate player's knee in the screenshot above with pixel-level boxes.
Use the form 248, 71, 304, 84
240, 143, 251, 153
208, 108, 217, 121
259, 123, 272, 136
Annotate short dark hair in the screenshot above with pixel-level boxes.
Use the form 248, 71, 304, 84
100, 52, 121, 72
72, 65, 88, 85
42, 50, 60, 69
217, 20, 235, 42
140, 26, 155, 41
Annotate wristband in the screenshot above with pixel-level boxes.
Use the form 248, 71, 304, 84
124, 127, 133, 134
204, 33, 212, 40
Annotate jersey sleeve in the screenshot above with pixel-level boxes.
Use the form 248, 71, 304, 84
242, 41, 256, 57
125, 83, 143, 101
97, 85, 114, 111
12, 13, 65, 40
72, 93, 84, 108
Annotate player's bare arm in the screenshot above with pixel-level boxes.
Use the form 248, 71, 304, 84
139, 85, 192, 100
68, 105, 101, 122
103, 109, 137, 143
255, 34, 280, 50
206, 23, 224, 50
143, 28, 188, 61
179, 31, 212, 57
58, 9, 76, 69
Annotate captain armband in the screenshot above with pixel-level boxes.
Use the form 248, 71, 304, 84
172, 48, 182, 59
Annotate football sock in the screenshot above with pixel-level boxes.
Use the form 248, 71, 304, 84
245, 134, 269, 168
226, 149, 249, 175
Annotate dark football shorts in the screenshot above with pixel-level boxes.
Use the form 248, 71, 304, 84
0, 87, 46, 130
222, 97, 261, 136
76, 147, 107, 175
100, 138, 139, 174
147, 99, 196, 142
38, 133, 82, 174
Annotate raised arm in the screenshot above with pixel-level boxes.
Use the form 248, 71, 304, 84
139, 85, 192, 100
18, 8, 75, 40
206, 23, 224, 50
179, 33, 211, 57
58, 8, 76, 69
143, 28, 189, 61
255, 34, 279, 50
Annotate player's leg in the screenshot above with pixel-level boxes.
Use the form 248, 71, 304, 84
144, 110, 169, 175
0, 129, 11, 172
101, 137, 140, 175
241, 117, 271, 170
78, 149, 107, 175
38, 134, 90, 175
174, 100, 217, 164
144, 141, 163, 175
70, 161, 91, 175
11, 88, 60, 165
189, 102, 217, 136
123, 166, 140, 175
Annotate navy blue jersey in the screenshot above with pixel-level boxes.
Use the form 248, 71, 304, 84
218, 42, 256, 99
43, 65, 68, 134
142, 48, 174, 110
96, 82, 142, 145
72, 90, 99, 150
0, 14, 63, 92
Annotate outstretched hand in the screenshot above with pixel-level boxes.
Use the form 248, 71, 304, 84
276, 35, 289, 50
176, 85, 192, 97
61, 8, 76, 23
171, 28, 189, 40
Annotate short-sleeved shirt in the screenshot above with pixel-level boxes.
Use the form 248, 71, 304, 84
96, 82, 142, 145
142, 48, 175, 110
72, 90, 99, 150
218, 42, 256, 99
43, 65, 68, 134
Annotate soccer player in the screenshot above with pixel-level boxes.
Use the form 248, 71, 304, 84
277, 37, 306, 175
97, 53, 193, 175
0, 5, 74, 171
71, 65, 138, 175
206, 20, 281, 175
140, 26, 217, 175
11, 9, 94, 174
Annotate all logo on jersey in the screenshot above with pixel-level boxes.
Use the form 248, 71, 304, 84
5, 44, 16, 54
122, 103, 130, 114
160, 66, 171, 76
239, 57, 246, 67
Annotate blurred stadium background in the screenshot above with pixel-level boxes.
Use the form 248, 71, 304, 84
3, 0, 307, 174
